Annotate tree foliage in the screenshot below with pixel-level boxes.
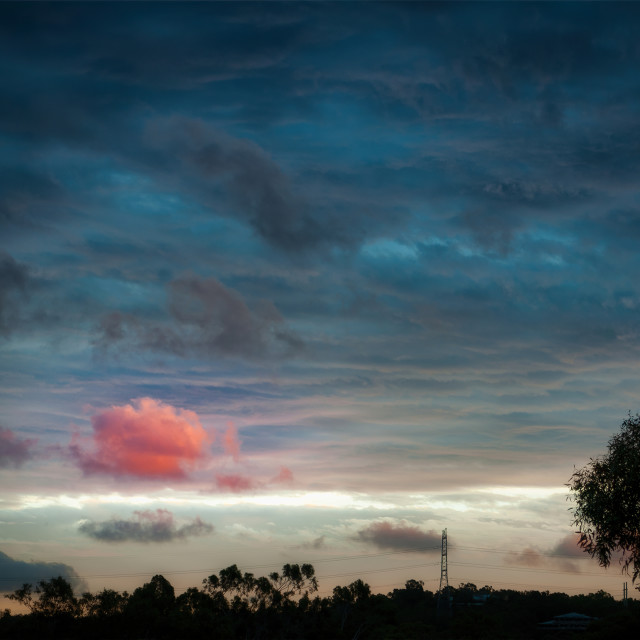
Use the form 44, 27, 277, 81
202, 562, 318, 614
6, 576, 78, 617
3, 569, 639, 640
79, 588, 128, 618
569, 413, 640, 584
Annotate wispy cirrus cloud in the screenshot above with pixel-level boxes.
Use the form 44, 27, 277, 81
78, 509, 214, 543
70, 398, 210, 479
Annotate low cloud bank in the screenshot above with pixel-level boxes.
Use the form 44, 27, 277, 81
78, 509, 214, 543
506, 534, 583, 573
0, 550, 85, 593
357, 521, 442, 552
300, 535, 326, 551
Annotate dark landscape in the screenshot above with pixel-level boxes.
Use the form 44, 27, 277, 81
2, 566, 639, 640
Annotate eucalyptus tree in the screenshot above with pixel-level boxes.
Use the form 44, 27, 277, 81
569, 413, 640, 587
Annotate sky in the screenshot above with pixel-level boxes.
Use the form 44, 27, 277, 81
2, 1, 640, 606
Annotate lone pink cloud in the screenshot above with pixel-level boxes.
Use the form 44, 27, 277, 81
271, 466, 294, 484
216, 473, 256, 492
72, 397, 209, 479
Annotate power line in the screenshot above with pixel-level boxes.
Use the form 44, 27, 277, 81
449, 561, 616, 578
0, 542, 614, 588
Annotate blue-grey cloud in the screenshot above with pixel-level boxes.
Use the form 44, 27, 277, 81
0, 426, 34, 468
141, 116, 332, 252
0, 550, 85, 593
94, 273, 303, 361
0, 168, 65, 228
357, 522, 441, 553
78, 509, 214, 543
0, 252, 31, 336
1, 1, 640, 509
299, 535, 326, 551
2, 2, 639, 258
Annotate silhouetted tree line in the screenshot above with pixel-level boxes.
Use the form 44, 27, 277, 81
1, 564, 638, 640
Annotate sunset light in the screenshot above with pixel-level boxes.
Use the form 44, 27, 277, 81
1, 2, 639, 636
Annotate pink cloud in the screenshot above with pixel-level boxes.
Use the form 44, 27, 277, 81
507, 547, 546, 568
550, 534, 583, 558
72, 397, 209, 479
214, 466, 292, 493
222, 421, 241, 461
271, 466, 294, 484
0, 426, 35, 468
215, 474, 257, 492
506, 535, 583, 573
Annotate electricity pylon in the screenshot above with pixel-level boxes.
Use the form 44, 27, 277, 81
437, 528, 451, 617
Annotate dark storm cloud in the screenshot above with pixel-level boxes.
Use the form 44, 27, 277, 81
1, 1, 640, 509
168, 273, 301, 356
78, 509, 214, 544
3, 2, 639, 256
0, 253, 29, 294
0, 252, 89, 339
0, 252, 31, 336
95, 273, 302, 361
0, 550, 85, 593
0, 426, 34, 468
402, 275, 632, 362
0, 5, 327, 252
142, 116, 332, 251
0, 2, 305, 92
313, 4, 640, 251
361, 2, 639, 118
356, 522, 441, 553
0, 168, 65, 227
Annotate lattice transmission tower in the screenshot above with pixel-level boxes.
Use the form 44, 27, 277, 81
437, 528, 451, 616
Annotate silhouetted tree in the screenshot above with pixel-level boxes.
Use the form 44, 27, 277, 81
569, 413, 640, 586
127, 574, 176, 638
6, 583, 35, 613
4, 568, 637, 640
79, 588, 128, 618
6, 576, 78, 617
332, 579, 373, 638
201, 563, 319, 639
174, 587, 223, 636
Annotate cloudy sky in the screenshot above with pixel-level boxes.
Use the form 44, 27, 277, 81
2, 2, 640, 604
